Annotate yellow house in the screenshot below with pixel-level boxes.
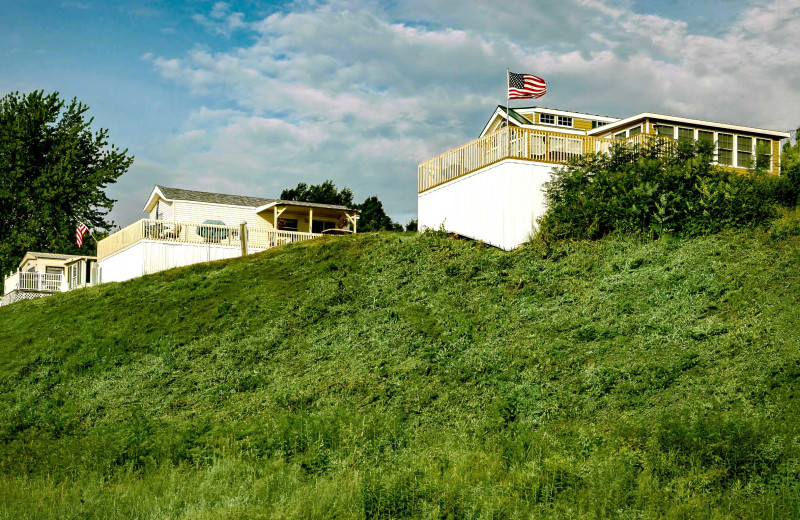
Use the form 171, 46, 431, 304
97, 185, 360, 283
418, 106, 790, 250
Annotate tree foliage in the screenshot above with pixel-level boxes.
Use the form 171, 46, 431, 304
280, 180, 402, 232
0, 91, 133, 275
537, 138, 792, 242
280, 180, 354, 207
781, 126, 800, 204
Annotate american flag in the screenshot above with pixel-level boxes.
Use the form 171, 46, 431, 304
508, 71, 547, 100
76, 223, 89, 247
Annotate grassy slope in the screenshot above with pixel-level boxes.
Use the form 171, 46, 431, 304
1, 230, 800, 519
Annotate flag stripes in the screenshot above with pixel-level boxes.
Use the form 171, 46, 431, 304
508, 71, 547, 100
76, 223, 89, 247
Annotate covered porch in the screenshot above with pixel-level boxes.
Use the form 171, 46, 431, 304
255, 201, 359, 234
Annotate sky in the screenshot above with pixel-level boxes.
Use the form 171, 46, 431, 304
2, 0, 800, 227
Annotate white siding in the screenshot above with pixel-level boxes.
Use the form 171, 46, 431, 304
98, 240, 267, 283
150, 200, 174, 221
171, 201, 272, 228
418, 159, 554, 251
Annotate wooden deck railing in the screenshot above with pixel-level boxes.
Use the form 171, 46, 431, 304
416, 128, 689, 193
418, 127, 618, 193
97, 219, 322, 260
3, 271, 66, 295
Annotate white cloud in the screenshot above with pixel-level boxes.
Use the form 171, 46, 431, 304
133, 0, 800, 226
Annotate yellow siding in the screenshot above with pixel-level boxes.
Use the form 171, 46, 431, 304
573, 119, 592, 131
773, 140, 780, 174
534, 113, 540, 124
522, 113, 534, 123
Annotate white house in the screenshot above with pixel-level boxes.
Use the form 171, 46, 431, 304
2, 252, 97, 306
97, 185, 360, 283
418, 106, 789, 250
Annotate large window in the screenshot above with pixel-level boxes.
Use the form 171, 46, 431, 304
539, 114, 554, 125
557, 116, 573, 127
678, 127, 694, 143
656, 125, 674, 138
312, 220, 337, 234
718, 133, 733, 165
629, 126, 642, 137
592, 121, 608, 128
756, 139, 772, 170
614, 131, 626, 140
277, 218, 298, 231
698, 130, 714, 144
737, 136, 753, 168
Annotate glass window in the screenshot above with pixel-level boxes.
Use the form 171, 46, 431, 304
756, 138, 772, 170
557, 116, 573, 127
718, 133, 733, 165
698, 130, 713, 143
277, 218, 298, 231
737, 136, 753, 168
629, 126, 642, 137
678, 127, 694, 142
45, 266, 64, 275
614, 131, 626, 140
592, 121, 608, 128
540, 114, 554, 125
656, 125, 674, 137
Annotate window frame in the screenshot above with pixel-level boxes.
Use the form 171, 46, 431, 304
557, 116, 573, 127
717, 133, 734, 166
737, 135, 753, 169
539, 114, 555, 125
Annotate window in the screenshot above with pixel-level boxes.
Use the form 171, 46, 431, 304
656, 125, 675, 138
592, 121, 608, 129
45, 266, 64, 275
614, 131, 626, 140
718, 133, 733, 165
629, 126, 642, 137
737, 136, 753, 168
697, 130, 714, 144
540, 114, 554, 125
678, 127, 694, 143
277, 218, 298, 231
756, 139, 772, 170
557, 116, 573, 127
312, 220, 337, 234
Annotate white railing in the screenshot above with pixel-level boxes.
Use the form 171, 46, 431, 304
97, 219, 324, 260
3, 271, 67, 295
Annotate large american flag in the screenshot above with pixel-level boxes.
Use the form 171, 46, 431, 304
508, 71, 547, 100
76, 223, 89, 247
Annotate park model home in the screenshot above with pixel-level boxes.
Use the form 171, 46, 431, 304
97, 185, 359, 283
417, 106, 790, 250
2, 252, 97, 306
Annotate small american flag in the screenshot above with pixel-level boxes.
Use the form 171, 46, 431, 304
76, 223, 89, 247
508, 71, 547, 100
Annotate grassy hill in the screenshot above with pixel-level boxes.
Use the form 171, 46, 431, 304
1, 229, 800, 519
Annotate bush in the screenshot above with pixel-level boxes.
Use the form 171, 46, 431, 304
537, 139, 789, 241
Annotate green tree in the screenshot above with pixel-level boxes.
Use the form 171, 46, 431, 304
781, 126, 800, 204
280, 180, 354, 207
0, 91, 133, 275
357, 195, 403, 232
280, 180, 403, 232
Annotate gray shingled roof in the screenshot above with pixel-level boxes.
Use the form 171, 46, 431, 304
155, 185, 357, 212
27, 252, 81, 260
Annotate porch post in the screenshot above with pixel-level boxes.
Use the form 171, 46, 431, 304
353, 213, 357, 234
240, 222, 247, 256
309, 208, 313, 234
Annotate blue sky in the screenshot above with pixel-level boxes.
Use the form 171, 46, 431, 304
3, 0, 799, 227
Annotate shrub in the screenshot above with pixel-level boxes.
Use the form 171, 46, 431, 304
537, 139, 788, 241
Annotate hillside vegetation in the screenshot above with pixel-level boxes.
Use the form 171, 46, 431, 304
2, 227, 800, 519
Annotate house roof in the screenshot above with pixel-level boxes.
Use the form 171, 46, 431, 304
146, 185, 359, 213
587, 112, 791, 138
18, 252, 96, 269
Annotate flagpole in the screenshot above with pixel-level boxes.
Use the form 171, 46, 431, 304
506, 68, 510, 158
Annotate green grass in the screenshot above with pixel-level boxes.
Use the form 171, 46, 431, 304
1, 229, 800, 518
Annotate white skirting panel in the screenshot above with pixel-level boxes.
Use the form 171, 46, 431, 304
417, 159, 556, 251
98, 240, 266, 284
